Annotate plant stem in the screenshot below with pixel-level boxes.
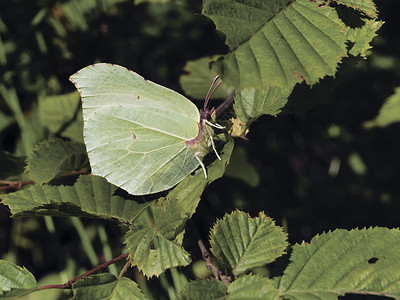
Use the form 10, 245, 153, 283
37, 253, 129, 290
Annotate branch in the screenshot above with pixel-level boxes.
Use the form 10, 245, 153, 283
191, 223, 230, 287
37, 253, 129, 290
0, 170, 89, 191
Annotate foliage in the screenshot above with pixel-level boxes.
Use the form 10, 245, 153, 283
1, 0, 400, 299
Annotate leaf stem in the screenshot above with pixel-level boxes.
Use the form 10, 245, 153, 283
37, 253, 129, 290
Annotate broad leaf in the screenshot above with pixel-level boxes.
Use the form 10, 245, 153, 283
1, 175, 151, 223
210, 210, 288, 276
278, 228, 400, 299
203, 0, 348, 90
177, 278, 226, 300
364, 86, 400, 128
72, 274, 146, 300
179, 56, 233, 100
0, 260, 37, 299
26, 138, 89, 184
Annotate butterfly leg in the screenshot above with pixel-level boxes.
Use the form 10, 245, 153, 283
195, 152, 207, 179
204, 119, 225, 130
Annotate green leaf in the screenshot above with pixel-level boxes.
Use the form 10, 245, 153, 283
26, 138, 89, 184
234, 87, 292, 123
177, 278, 227, 300
0, 260, 37, 299
124, 220, 192, 278
1, 175, 151, 223
210, 210, 288, 276
203, 0, 348, 90
125, 139, 234, 278
70, 63, 220, 195
72, 273, 146, 300
363, 86, 400, 128
228, 274, 280, 300
346, 19, 384, 58
337, 0, 378, 18
38, 91, 83, 142
179, 56, 233, 100
110, 277, 147, 300
278, 228, 400, 299
224, 146, 260, 187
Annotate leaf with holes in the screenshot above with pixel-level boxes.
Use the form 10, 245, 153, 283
278, 228, 400, 299
210, 210, 288, 276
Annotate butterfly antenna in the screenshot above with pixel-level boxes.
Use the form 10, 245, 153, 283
204, 75, 222, 112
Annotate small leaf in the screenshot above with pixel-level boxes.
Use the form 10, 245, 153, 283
278, 228, 400, 299
0, 260, 37, 298
26, 138, 89, 184
363, 86, 400, 128
110, 277, 147, 300
346, 19, 384, 58
1, 175, 151, 223
224, 146, 260, 187
234, 87, 292, 123
179, 56, 233, 100
210, 210, 288, 276
228, 274, 280, 300
177, 278, 227, 300
38, 91, 83, 142
124, 222, 191, 278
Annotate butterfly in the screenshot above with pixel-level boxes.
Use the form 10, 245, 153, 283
70, 63, 222, 195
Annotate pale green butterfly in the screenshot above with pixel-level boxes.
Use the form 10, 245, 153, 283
70, 63, 222, 195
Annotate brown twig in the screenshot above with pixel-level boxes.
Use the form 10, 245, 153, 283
0, 170, 89, 191
191, 223, 230, 287
197, 239, 230, 287
37, 253, 129, 290
215, 90, 235, 118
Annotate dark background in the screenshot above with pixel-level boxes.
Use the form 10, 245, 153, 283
0, 0, 399, 299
